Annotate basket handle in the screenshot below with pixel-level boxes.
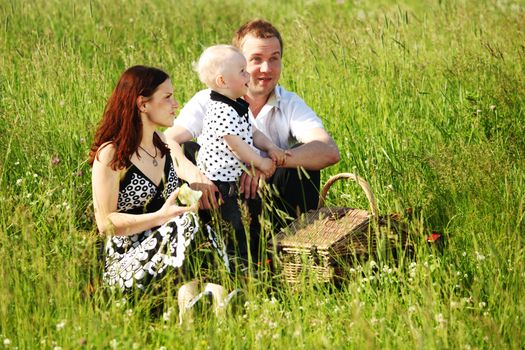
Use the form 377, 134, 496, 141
317, 173, 379, 218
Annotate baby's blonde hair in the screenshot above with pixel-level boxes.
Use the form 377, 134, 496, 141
194, 45, 243, 89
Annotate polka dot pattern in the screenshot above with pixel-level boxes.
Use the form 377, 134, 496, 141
197, 95, 253, 182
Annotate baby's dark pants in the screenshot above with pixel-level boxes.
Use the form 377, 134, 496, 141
182, 142, 320, 264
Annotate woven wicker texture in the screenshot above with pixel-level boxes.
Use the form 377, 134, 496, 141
272, 173, 391, 283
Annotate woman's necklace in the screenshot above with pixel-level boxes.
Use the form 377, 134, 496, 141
138, 145, 158, 167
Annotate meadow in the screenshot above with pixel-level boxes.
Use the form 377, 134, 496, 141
1, 0, 525, 348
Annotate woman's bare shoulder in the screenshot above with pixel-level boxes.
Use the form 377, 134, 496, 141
94, 141, 116, 166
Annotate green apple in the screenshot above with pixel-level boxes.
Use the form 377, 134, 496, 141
178, 183, 202, 206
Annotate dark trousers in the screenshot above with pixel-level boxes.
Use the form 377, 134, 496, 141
213, 180, 259, 263
182, 141, 320, 262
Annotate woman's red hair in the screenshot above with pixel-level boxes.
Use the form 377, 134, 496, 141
88, 65, 170, 169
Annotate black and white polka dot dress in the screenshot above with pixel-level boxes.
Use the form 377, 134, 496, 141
103, 155, 228, 291
197, 91, 253, 182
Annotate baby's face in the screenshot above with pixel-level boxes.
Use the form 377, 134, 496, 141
223, 53, 250, 99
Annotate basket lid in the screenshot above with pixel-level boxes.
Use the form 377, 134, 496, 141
275, 207, 370, 250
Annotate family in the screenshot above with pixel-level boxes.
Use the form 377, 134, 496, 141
89, 19, 340, 311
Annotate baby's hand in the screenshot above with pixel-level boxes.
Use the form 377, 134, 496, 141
267, 146, 291, 167
258, 158, 276, 178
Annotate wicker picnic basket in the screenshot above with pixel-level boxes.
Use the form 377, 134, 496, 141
272, 173, 409, 284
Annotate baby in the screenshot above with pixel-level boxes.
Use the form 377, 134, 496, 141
194, 44, 288, 265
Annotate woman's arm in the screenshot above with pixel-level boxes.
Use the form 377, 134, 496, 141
92, 144, 193, 236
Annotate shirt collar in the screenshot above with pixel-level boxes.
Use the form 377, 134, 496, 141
210, 90, 249, 117
265, 86, 281, 109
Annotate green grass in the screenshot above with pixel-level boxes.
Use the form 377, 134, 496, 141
1, 0, 525, 348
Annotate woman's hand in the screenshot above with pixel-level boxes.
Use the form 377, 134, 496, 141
160, 188, 198, 220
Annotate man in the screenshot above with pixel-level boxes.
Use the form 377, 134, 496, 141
166, 19, 339, 233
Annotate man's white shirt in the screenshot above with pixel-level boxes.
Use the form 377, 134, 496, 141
174, 86, 324, 151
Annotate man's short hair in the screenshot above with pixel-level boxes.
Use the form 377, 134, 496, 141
194, 45, 242, 89
232, 19, 283, 56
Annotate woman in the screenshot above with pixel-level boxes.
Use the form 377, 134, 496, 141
89, 66, 226, 291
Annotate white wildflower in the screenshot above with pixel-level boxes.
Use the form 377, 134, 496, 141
126, 309, 133, 317
16, 179, 22, 186
163, 307, 173, 321
115, 298, 126, 308
408, 306, 416, 313
475, 251, 485, 261
4, 338, 12, 346
479, 302, 486, 308
109, 339, 118, 349
56, 320, 66, 330
435, 313, 447, 326
54, 347, 62, 350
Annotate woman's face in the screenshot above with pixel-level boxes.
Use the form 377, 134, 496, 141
142, 79, 179, 128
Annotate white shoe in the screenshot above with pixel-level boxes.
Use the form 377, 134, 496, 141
177, 281, 200, 325
203, 283, 227, 317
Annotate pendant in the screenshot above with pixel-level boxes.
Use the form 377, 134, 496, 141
152, 159, 158, 167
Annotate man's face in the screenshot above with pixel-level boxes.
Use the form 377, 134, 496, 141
241, 35, 282, 99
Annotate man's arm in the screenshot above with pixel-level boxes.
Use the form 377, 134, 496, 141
240, 127, 339, 199
283, 127, 340, 170
164, 124, 194, 145
164, 88, 210, 144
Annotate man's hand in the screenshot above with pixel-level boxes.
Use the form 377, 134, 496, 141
240, 167, 266, 199
188, 174, 222, 209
